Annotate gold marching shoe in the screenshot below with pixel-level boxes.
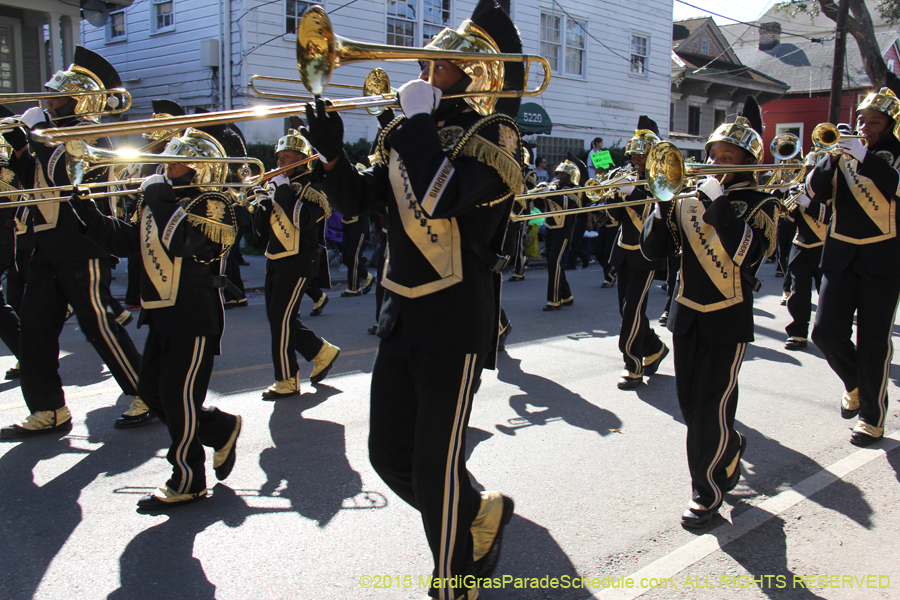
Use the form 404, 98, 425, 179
850, 420, 884, 447
115, 396, 155, 429
1, 406, 73, 440
310, 340, 340, 385
262, 373, 300, 400
137, 486, 208, 510
213, 415, 242, 481
841, 388, 860, 419
472, 490, 515, 578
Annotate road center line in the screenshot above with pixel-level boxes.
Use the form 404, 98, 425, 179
595, 430, 900, 599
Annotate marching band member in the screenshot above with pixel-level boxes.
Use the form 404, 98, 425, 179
69, 125, 244, 509
339, 211, 375, 297
0, 131, 22, 376
303, 1, 520, 597
533, 157, 580, 311
807, 80, 900, 446
252, 129, 340, 400
0, 47, 148, 439
641, 97, 779, 528
782, 186, 830, 351
606, 116, 668, 390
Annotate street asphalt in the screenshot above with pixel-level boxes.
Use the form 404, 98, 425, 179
1, 258, 899, 600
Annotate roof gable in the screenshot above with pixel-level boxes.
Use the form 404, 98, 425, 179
673, 17, 741, 64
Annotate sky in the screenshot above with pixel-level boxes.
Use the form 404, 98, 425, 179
672, 0, 780, 25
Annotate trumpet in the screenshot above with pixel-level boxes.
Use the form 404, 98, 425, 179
811, 123, 867, 153
31, 8, 550, 145
0, 89, 133, 131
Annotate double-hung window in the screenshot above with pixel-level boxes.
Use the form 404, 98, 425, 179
386, 0, 450, 47
631, 33, 648, 75
286, 0, 316, 35
540, 12, 587, 78
151, 0, 174, 34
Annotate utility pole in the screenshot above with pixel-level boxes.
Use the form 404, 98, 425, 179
828, 0, 851, 124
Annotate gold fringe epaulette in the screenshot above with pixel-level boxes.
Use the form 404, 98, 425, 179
185, 214, 237, 246
293, 182, 332, 219
744, 196, 779, 257
184, 192, 237, 248
450, 114, 524, 208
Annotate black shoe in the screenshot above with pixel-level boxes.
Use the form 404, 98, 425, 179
498, 323, 512, 352
850, 431, 883, 447
5, 363, 19, 379
341, 289, 361, 298
617, 371, 642, 390
214, 416, 242, 481
561, 296, 574, 307
542, 303, 561, 311
310, 294, 329, 316
137, 487, 208, 511
601, 280, 615, 289
508, 274, 525, 282
367, 324, 378, 335
723, 433, 747, 492
658, 312, 668, 326
784, 337, 808, 351
1, 418, 72, 440
115, 412, 155, 429
361, 274, 375, 295
642, 344, 669, 376
681, 505, 717, 529
473, 495, 515, 578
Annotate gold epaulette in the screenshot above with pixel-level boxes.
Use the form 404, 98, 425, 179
292, 182, 332, 219
450, 113, 525, 207
184, 192, 237, 247
742, 196, 779, 257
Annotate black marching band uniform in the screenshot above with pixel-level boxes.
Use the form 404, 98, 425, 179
532, 158, 579, 311
807, 82, 900, 446
0, 47, 147, 439
252, 129, 340, 400
606, 117, 668, 390
782, 184, 830, 350
0, 131, 22, 373
641, 98, 779, 528
71, 125, 243, 508
304, 2, 520, 597
339, 209, 375, 296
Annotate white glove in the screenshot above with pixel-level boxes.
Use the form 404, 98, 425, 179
20, 107, 48, 129
139, 173, 170, 191
619, 184, 636, 196
793, 192, 812, 208
397, 79, 442, 118
697, 176, 724, 201
652, 202, 663, 220
837, 137, 867, 163
271, 174, 290, 188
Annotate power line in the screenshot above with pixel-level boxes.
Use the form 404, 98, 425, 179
675, 0, 831, 42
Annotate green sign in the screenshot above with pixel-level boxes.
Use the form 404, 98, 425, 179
590, 150, 614, 169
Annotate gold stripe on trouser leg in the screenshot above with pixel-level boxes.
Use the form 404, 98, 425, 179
552, 239, 568, 303
88, 259, 139, 389
174, 337, 205, 494
624, 270, 655, 373
701, 342, 746, 510
873, 300, 900, 428
438, 354, 477, 600
278, 277, 306, 378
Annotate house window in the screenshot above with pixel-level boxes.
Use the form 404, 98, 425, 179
688, 105, 701, 136
286, 0, 316, 35
541, 13, 587, 78
152, 0, 174, 33
0, 26, 14, 90
631, 33, 648, 75
107, 10, 126, 42
701, 40, 708, 55
670, 102, 674, 132
714, 109, 726, 128
387, 0, 417, 47
422, 0, 451, 45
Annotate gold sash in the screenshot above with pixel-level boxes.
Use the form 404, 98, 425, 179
264, 199, 299, 259
833, 157, 896, 244
382, 149, 462, 298
140, 208, 183, 309
676, 197, 742, 312
618, 204, 649, 250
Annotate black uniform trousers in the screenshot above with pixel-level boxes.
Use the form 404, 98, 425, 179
507, 221, 526, 277
369, 320, 483, 600
785, 246, 823, 340
265, 262, 325, 380
811, 259, 900, 429
20, 256, 141, 412
545, 234, 571, 303
616, 263, 663, 374
663, 255, 679, 314
673, 322, 746, 511
342, 232, 370, 292
565, 214, 590, 268
596, 225, 618, 281
0, 287, 20, 359
776, 218, 796, 292
138, 330, 236, 494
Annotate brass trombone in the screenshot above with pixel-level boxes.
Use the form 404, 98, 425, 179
0, 89, 133, 130
250, 68, 395, 116
31, 8, 550, 145
811, 122, 867, 153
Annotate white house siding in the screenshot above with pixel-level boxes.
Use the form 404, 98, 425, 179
84, 0, 672, 153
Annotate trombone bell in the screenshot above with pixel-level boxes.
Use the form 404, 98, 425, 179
811, 123, 867, 153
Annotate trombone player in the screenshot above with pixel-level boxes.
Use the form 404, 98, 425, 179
533, 157, 581, 311
0, 47, 147, 439
303, 1, 520, 597
607, 116, 668, 390
641, 97, 779, 528
807, 78, 900, 447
